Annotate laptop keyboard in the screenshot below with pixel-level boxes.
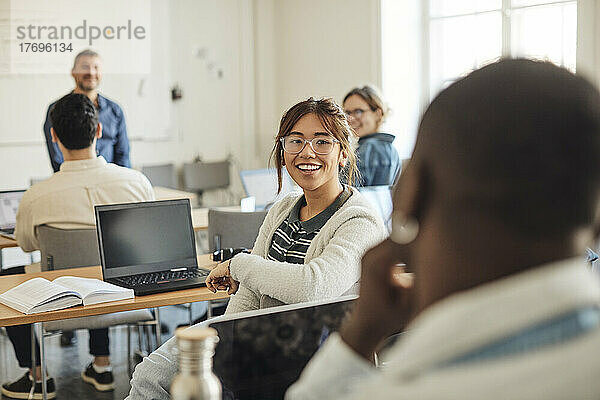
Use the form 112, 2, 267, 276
115, 269, 209, 286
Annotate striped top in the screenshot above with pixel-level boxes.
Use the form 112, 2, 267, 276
267, 187, 352, 264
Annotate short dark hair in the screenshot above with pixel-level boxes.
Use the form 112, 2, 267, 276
416, 59, 600, 237
50, 93, 98, 150
72, 49, 100, 70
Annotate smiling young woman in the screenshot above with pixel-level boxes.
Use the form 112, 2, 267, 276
126, 98, 388, 399
204, 97, 387, 313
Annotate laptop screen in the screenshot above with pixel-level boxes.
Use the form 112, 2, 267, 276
0, 190, 25, 229
358, 185, 393, 232
95, 199, 198, 278
207, 296, 356, 400
239, 168, 297, 210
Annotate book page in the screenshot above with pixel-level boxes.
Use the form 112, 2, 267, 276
0, 277, 82, 314
53, 276, 134, 306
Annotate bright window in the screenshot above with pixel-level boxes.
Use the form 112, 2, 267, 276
428, 0, 577, 98
381, 0, 578, 158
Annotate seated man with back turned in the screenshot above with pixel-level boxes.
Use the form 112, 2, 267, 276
1, 93, 154, 400
287, 59, 600, 399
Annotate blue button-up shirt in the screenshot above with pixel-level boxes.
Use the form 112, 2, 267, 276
43, 93, 131, 172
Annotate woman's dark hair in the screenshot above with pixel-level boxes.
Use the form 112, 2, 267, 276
343, 85, 389, 130
270, 97, 357, 192
49, 93, 98, 150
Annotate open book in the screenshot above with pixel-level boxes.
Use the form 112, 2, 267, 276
0, 276, 134, 314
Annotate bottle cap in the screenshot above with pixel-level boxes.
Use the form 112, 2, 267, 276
175, 326, 218, 341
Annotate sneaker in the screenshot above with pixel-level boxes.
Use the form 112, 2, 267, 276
1, 372, 56, 400
81, 363, 114, 391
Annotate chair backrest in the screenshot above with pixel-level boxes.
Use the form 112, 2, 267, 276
142, 163, 178, 189
37, 225, 100, 271
208, 209, 268, 251
183, 161, 230, 192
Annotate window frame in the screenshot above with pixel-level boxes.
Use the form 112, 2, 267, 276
422, 0, 578, 100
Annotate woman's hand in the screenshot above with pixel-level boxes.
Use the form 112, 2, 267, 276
205, 260, 240, 295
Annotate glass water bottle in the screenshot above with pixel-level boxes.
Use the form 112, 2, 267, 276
171, 327, 221, 400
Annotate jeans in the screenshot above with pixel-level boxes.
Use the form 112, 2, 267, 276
5, 324, 109, 368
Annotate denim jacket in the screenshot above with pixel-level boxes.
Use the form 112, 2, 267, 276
356, 133, 400, 186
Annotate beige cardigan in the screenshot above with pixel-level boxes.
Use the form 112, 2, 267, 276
226, 187, 388, 314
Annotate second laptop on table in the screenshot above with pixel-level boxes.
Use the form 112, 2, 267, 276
0, 189, 26, 239
95, 199, 209, 296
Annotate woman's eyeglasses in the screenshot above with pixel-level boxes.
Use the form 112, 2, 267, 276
344, 108, 370, 118
280, 136, 340, 155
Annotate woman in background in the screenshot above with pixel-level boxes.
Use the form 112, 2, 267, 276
343, 85, 400, 186
205, 97, 387, 313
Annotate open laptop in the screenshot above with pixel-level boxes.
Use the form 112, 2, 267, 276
203, 296, 356, 400
95, 199, 209, 296
358, 185, 393, 232
239, 168, 297, 210
0, 190, 26, 239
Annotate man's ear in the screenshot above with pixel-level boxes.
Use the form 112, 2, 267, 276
50, 127, 58, 143
96, 122, 103, 139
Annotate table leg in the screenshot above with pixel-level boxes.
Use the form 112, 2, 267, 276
154, 307, 161, 347
30, 324, 36, 384
207, 300, 213, 319
127, 325, 132, 376
36, 323, 47, 400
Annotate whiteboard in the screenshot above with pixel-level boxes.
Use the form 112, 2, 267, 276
0, 0, 172, 144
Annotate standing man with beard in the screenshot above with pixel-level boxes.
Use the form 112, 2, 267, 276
43, 49, 131, 172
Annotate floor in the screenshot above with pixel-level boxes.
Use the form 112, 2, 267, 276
0, 302, 209, 399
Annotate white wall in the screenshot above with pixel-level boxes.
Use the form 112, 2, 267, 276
0, 0, 174, 188
577, 0, 600, 89
253, 0, 381, 163
6, 0, 597, 194
381, 0, 422, 159
0, 0, 257, 202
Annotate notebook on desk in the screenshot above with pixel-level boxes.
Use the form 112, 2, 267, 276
240, 168, 297, 210
95, 199, 210, 296
0, 190, 25, 239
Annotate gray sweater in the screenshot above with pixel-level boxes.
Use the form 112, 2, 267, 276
126, 188, 387, 400
227, 187, 387, 312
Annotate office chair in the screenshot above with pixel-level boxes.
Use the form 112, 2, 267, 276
207, 209, 268, 251
183, 161, 230, 205
37, 225, 161, 375
142, 163, 178, 189
205, 209, 268, 316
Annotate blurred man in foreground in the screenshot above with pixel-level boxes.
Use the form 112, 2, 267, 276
287, 59, 600, 399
